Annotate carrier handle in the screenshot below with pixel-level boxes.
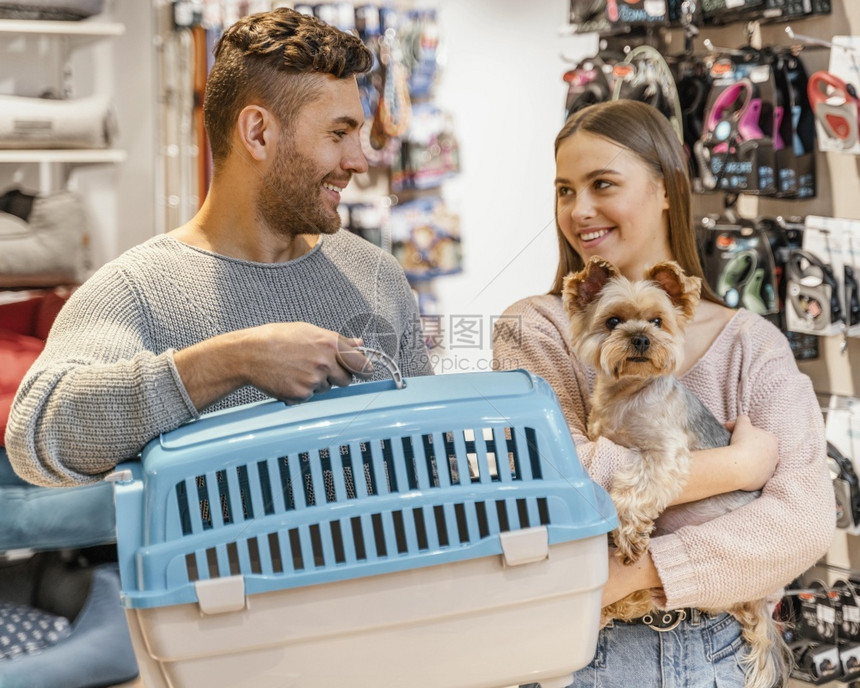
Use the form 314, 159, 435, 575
355, 346, 406, 389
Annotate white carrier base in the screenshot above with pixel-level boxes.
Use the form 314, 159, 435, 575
126, 535, 607, 688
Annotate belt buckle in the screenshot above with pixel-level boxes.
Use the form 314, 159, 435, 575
642, 609, 687, 632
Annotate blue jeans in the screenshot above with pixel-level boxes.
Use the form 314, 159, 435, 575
524, 610, 748, 688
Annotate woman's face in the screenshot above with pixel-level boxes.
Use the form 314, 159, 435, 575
555, 130, 672, 280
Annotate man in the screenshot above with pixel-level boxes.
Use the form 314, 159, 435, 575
5, 8, 432, 488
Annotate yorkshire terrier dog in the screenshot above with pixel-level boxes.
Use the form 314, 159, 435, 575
562, 256, 788, 688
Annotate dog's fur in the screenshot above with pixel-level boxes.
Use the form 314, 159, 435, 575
562, 256, 789, 688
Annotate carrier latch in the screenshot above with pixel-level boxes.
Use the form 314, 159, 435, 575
195, 575, 246, 615
499, 526, 549, 567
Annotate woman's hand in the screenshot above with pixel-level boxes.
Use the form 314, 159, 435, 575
602, 547, 662, 608
725, 415, 779, 492
672, 415, 779, 505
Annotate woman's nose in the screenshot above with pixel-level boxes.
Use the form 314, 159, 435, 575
569, 190, 595, 221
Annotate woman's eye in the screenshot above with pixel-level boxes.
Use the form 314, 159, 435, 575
650, 318, 662, 328
606, 317, 621, 330
594, 179, 611, 190
557, 186, 572, 198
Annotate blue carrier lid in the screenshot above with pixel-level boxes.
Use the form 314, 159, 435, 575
113, 369, 617, 610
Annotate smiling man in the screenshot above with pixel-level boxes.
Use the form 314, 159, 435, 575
6, 9, 432, 488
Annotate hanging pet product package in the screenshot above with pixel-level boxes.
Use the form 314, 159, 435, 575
787, 216, 860, 338
808, 36, 860, 156
110, 366, 616, 688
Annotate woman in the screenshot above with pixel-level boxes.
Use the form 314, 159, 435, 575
493, 100, 834, 687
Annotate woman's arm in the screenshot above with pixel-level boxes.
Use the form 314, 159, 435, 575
671, 415, 779, 505
648, 315, 834, 610
493, 297, 779, 501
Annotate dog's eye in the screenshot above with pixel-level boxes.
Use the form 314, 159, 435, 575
650, 318, 663, 328
606, 317, 621, 330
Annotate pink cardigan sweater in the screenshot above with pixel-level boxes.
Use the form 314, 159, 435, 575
493, 294, 834, 611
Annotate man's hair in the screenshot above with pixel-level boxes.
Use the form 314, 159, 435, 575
203, 8, 373, 167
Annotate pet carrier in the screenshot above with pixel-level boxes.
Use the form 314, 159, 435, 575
110, 359, 616, 688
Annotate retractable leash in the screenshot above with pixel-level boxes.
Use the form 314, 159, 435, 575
611, 45, 683, 142
569, 0, 609, 24
705, 79, 760, 152
773, 105, 785, 151
828, 441, 860, 531
786, 248, 842, 332
847, 234, 860, 327
696, 78, 758, 190
823, 230, 852, 352
563, 57, 613, 119
807, 71, 860, 150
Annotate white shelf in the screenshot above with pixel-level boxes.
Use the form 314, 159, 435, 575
0, 19, 124, 49
0, 19, 124, 37
0, 149, 126, 164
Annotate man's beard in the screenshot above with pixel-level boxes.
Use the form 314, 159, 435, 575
256, 142, 343, 239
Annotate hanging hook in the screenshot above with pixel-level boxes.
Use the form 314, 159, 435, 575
785, 26, 859, 53
703, 38, 746, 57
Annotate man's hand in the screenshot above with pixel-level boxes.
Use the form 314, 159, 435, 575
175, 322, 374, 410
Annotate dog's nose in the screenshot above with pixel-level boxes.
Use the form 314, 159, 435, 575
631, 335, 650, 353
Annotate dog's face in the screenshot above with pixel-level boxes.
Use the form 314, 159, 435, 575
562, 256, 702, 380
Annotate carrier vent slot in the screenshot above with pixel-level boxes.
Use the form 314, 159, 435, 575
516, 498, 531, 529
350, 517, 367, 560
434, 505, 450, 547
277, 455, 296, 510
256, 460, 274, 515
180, 494, 552, 583
413, 507, 429, 550
289, 528, 304, 570
174, 426, 541, 538
268, 532, 283, 573
496, 500, 510, 532
538, 497, 550, 525
185, 552, 198, 581
525, 427, 542, 479
454, 502, 470, 543
330, 520, 346, 564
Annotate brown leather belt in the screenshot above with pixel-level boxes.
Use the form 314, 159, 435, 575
627, 608, 697, 632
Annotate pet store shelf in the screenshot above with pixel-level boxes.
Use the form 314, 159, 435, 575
0, 149, 126, 164
0, 19, 125, 44
0, 150, 127, 194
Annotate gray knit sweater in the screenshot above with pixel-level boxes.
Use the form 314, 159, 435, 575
6, 231, 432, 487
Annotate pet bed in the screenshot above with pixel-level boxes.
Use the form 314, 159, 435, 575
0, 190, 89, 287
0, 564, 139, 688
0, 94, 115, 149
0, 0, 103, 20
0, 289, 138, 687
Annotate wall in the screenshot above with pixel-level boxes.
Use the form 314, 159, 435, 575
428, 0, 595, 372
426, 2, 860, 391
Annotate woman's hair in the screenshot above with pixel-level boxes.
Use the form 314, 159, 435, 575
549, 99, 718, 303
203, 8, 373, 167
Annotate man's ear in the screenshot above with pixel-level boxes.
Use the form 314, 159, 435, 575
235, 104, 278, 162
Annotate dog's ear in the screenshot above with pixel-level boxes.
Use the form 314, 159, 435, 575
646, 261, 701, 319
562, 256, 619, 315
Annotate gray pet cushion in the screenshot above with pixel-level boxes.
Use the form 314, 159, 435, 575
0, 191, 87, 281
0, 1, 103, 20
0, 602, 71, 660
0, 94, 116, 149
